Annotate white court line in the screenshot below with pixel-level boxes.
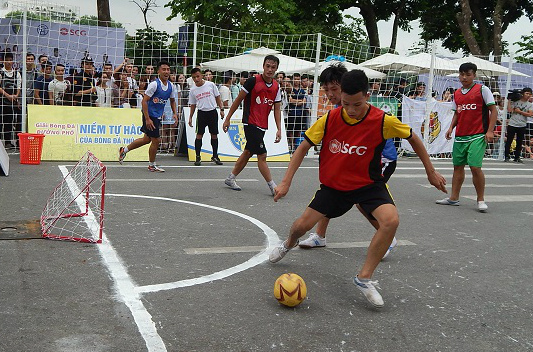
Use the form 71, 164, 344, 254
59, 166, 167, 352
106, 178, 258, 182
395, 174, 533, 179
184, 240, 417, 254
462, 195, 533, 202
419, 184, 533, 188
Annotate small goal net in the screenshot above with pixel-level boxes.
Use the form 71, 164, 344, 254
41, 151, 106, 243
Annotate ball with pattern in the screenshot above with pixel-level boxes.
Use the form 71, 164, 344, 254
273, 273, 307, 307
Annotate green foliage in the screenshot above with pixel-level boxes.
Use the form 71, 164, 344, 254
73, 15, 124, 28
125, 27, 178, 67
515, 34, 533, 64
5, 10, 51, 21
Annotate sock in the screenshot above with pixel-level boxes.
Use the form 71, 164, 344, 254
211, 139, 218, 158
357, 276, 370, 283
228, 173, 236, 179
149, 162, 154, 166
194, 139, 202, 158
123, 146, 129, 153
267, 180, 276, 187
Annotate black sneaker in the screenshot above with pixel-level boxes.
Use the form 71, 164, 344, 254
194, 156, 201, 166
211, 156, 223, 165
514, 158, 523, 164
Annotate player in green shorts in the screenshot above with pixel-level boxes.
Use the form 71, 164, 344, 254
436, 62, 497, 212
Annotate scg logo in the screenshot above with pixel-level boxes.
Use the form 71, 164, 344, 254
60, 27, 88, 36
329, 139, 367, 155
457, 104, 477, 112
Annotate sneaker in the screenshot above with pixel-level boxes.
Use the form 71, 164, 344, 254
148, 164, 165, 172
211, 156, 223, 165
353, 276, 384, 308
267, 181, 277, 196
118, 147, 127, 164
224, 177, 241, 191
436, 198, 460, 206
477, 201, 488, 213
269, 240, 298, 263
382, 237, 397, 260
504, 157, 510, 162
194, 156, 201, 166
514, 158, 523, 164
298, 233, 326, 249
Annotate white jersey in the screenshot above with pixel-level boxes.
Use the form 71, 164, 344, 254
48, 78, 70, 104
218, 84, 232, 107
188, 80, 220, 111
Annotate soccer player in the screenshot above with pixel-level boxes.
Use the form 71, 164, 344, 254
188, 67, 225, 166
269, 69, 447, 308
436, 62, 497, 212
118, 61, 177, 172
222, 55, 282, 195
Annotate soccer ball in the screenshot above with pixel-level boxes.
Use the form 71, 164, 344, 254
273, 273, 307, 307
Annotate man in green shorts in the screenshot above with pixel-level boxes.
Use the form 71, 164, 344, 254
436, 62, 497, 212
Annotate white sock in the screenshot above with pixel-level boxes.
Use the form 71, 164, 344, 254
123, 146, 129, 153
228, 173, 236, 179
149, 162, 154, 166
267, 180, 276, 187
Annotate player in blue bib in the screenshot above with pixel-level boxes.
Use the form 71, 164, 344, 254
118, 61, 178, 172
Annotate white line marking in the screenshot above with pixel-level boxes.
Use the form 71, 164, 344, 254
419, 184, 533, 188
106, 178, 259, 182
59, 166, 167, 352
395, 174, 533, 179
462, 195, 533, 202
184, 240, 417, 254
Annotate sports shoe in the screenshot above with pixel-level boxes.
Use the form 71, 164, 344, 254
224, 177, 241, 191
353, 276, 384, 308
269, 240, 298, 263
118, 147, 127, 164
267, 181, 277, 196
298, 233, 326, 249
211, 156, 223, 165
148, 164, 165, 172
504, 157, 510, 162
514, 158, 523, 164
436, 198, 460, 206
477, 201, 488, 213
382, 237, 397, 260
194, 156, 201, 166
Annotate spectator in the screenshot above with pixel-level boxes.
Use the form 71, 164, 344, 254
219, 72, 233, 109
409, 82, 427, 100
440, 87, 455, 102
505, 87, 533, 163
73, 56, 96, 106
387, 78, 408, 100
369, 80, 383, 97
102, 63, 115, 87
24, 53, 39, 105
95, 72, 118, 107
161, 72, 181, 150
231, 71, 248, 102
48, 47, 63, 67
114, 57, 138, 90
117, 70, 134, 108
280, 76, 292, 123
48, 64, 70, 105
34, 62, 53, 105
37, 54, 48, 75
0, 52, 21, 149
203, 69, 213, 82
144, 65, 156, 82
276, 71, 285, 85
287, 73, 307, 151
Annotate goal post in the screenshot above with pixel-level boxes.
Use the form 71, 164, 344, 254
41, 151, 106, 243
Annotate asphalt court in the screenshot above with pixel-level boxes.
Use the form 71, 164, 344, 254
1, 154, 533, 352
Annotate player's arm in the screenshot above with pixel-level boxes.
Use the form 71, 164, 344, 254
223, 90, 247, 132
273, 101, 282, 143
274, 139, 313, 202
188, 104, 196, 127
406, 133, 447, 193
48, 88, 54, 105
485, 104, 498, 142
34, 84, 42, 105
141, 94, 154, 130
215, 95, 225, 119
445, 111, 459, 140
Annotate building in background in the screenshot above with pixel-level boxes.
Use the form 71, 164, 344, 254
0, 0, 79, 23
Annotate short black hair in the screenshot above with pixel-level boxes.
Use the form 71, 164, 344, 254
459, 62, 477, 73
522, 87, 532, 94
319, 62, 347, 86
26, 53, 35, 59
399, 78, 407, 85
38, 54, 48, 62
293, 72, 301, 78
3, 52, 13, 60
301, 74, 309, 80
239, 71, 248, 78
41, 62, 52, 69
191, 67, 202, 75
203, 69, 212, 74
55, 63, 65, 69
340, 69, 369, 95
157, 60, 170, 70
263, 54, 279, 67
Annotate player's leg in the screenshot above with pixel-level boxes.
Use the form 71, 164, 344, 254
504, 126, 517, 161
466, 137, 488, 211
208, 111, 222, 164
224, 150, 250, 191
514, 127, 525, 162
299, 217, 329, 248
257, 153, 277, 195
437, 141, 465, 205
194, 111, 208, 165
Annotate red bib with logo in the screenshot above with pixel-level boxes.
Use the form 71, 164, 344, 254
453, 84, 488, 137
243, 74, 279, 129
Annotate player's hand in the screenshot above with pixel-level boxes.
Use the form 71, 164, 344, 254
188, 118, 193, 128
222, 119, 230, 133
485, 131, 494, 143
145, 117, 155, 131
274, 130, 281, 143
428, 170, 447, 194
445, 128, 453, 140
273, 182, 289, 202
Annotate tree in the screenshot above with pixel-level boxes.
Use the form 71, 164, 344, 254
125, 27, 178, 67
97, 0, 111, 27
131, 0, 159, 29
419, 0, 533, 57
515, 34, 533, 64
73, 15, 123, 28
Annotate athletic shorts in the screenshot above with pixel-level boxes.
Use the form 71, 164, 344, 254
196, 109, 219, 135
140, 114, 161, 138
244, 124, 267, 155
308, 182, 395, 219
452, 136, 487, 167
382, 160, 397, 183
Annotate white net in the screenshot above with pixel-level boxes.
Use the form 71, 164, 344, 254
41, 151, 106, 243
0, 13, 531, 159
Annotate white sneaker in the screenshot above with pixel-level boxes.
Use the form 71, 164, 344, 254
382, 237, 397, 260
477, 201, 488, 213
298, 233, 326, 249
353, 276, 384, 308
269, 240, 298, 263
436, 198, 460, 206
268, 181, 277, 196
224, 177, 241, 191
148, 164, 165, 172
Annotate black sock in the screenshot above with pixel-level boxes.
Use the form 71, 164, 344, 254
211, 138, 219, 158
195, 138, 202, 158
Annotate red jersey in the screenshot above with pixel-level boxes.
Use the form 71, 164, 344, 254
319, 106, 387, 191
242, 74, 280, 130
453, 83, 489, 137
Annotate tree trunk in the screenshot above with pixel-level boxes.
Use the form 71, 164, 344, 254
492, 0, 506, 62
359, 1, 380, 56
456, 0, 482, 56
389, 1, 405, 53
97, 0, 111, 27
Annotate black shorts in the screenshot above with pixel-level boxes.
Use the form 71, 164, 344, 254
140, 114, 161, 138
382, 160, 397, 182
196, 109, 219, 135
308, 182, 395, 219
244, 124, 267, 155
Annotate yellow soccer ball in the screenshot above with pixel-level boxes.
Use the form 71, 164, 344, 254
273, 273, 307, 307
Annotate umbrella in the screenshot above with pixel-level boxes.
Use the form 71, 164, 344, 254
200, 47, 316, 74
450, 56, 529, 77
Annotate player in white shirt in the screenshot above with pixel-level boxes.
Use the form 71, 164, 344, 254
48, 64, 70, 105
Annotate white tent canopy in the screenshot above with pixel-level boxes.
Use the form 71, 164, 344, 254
311, 59, 386, 79
450, 56, 529, 77
200, 47, 316, 74
359, 53, 456, 73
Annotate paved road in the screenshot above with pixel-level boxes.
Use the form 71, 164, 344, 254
1, 154, 532, 351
